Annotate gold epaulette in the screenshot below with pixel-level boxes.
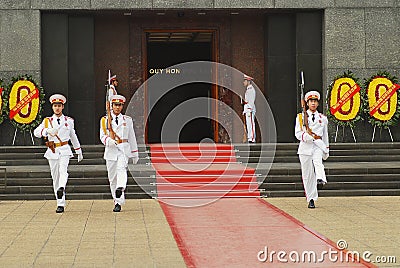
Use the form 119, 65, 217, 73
298, 113, 303, 128
101, 116, 107, 135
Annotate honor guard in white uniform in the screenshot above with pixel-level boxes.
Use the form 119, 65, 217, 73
242, 74, 256, 143
34, 94, 83, 213
294, 91, 329, 209
100, 94, 139, 212
107, 74, 118, 102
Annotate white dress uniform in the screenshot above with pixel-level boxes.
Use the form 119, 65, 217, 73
34, 94, 83, 209
294, 91, 329, 204
100, 95, 139, 207
243, 75, 256, 143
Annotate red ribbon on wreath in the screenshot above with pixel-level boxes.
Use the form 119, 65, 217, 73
369, 83, 400, 116
9, 87, 39, 119
330, 83, 360, 115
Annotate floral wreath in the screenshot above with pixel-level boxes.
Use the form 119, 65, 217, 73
5, 74, 45, 132
0, 79, 7, 125
363, 71, 400, 129
326, 70, 363, 128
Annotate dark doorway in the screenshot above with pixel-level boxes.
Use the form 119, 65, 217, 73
265, 12, 322, 142
146, 32, 213, 143
42, 14, 95, 145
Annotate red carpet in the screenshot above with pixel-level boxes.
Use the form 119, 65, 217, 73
160, 198, 376, 267
151, 144, 375, 267
150, 143, 260, 198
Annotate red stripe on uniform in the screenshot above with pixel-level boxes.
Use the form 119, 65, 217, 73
250, 114, 255, 141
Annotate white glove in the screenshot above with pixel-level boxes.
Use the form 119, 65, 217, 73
243, 104, 252, 115
47, 128, 58, 137
313, 139, 329, 153
303, 132, 314, 142
77, 152, 83, 162
106, 138, 117, 147
131, 156, 139, 164
323, 153, 329, 160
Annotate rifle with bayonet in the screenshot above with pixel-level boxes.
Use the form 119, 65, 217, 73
105, 70, 121, 142
300, 71, 321, 140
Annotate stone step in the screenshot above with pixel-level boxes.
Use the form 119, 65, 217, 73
0, 151, 150, 160
0, 184, 155, 195
3, 155, 400, 165
3, 173, 399, 188
242, 155, 400, 163
2, 177, 156, 186
1, 143, 400, 199
266, 189, 400, 197
235, 142, 400, 151
266, 167, 400, 176
0, 158, 151, 166
2, 142, 400, 154
0, 192, 155, 200
3, 164, 400, 178
264, 174, 400, 183
0, 142, 399, 151
237, 148, 400, 157
0, 145, 149, 154
261, 181, 400, 191
237, 149, 400, 157
2, 165, 155, 178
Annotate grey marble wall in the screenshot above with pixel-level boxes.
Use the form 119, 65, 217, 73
324, 6, 400, 142
0, 1, 400, 143
0, 1, 398, 88
0, 10, 40, 81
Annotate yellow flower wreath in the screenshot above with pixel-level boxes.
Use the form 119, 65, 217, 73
9, 80, 40, 125
329, 77, 361, 121
367, 77, 398, 122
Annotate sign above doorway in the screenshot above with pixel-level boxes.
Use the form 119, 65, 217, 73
147, 32, 212, 43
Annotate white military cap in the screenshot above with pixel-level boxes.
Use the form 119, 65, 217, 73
111, 94, 126, 104
305, 90, 320, 101
243, 74, 254, 81
49, 94, 66, 104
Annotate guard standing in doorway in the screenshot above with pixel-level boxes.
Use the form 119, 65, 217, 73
294, 90, 329, 209
34, 94, 84, 213
100, 94, 139, 212
242, 74, 256, 143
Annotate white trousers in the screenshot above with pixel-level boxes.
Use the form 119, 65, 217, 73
106, 152, 128, 205
48, 156, 70, 207
299, 148, 327, 202
245, 112, 256, 142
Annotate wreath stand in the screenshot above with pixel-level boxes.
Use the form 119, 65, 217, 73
12, 128, 35, 146
334, 124, 357, 143
371, 126, 393, 142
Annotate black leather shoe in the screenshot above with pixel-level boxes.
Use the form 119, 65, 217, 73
56, 187, 64, 199
308, 199, 315, 209
56, 206, 64, 213
115, 187, 123, 198
113, 203, 121, 212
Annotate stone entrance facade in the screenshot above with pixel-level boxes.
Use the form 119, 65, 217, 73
0, 1, 399, 144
